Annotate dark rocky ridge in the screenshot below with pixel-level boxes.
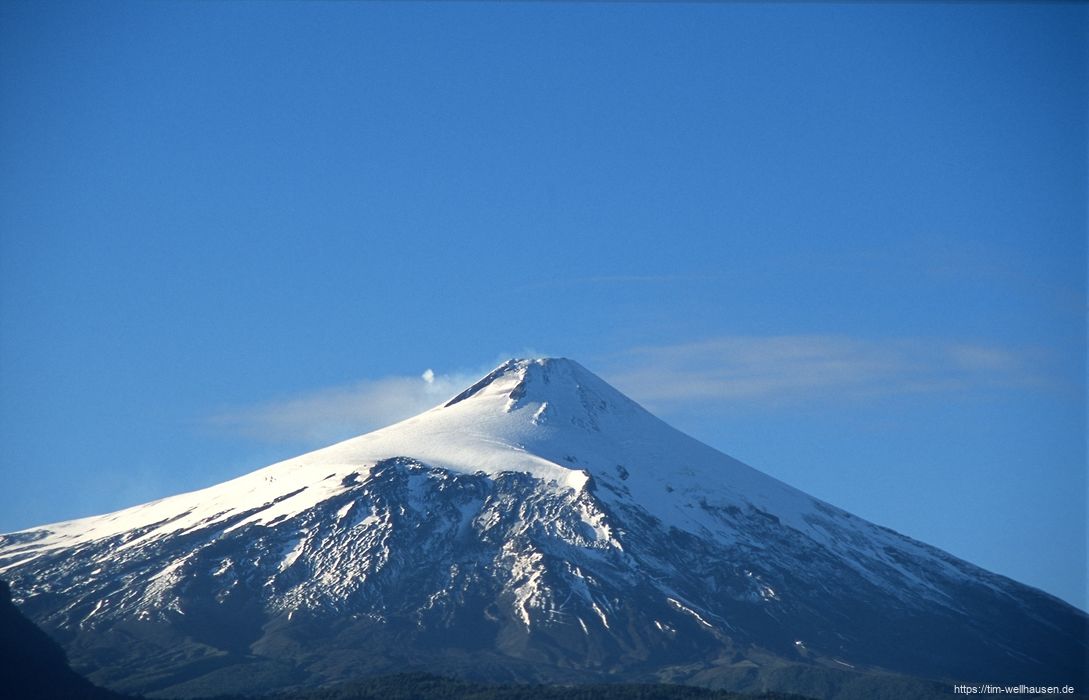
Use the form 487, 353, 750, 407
0, 579, 130, 699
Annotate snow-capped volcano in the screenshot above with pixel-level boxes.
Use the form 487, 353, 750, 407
1, 358, 1084, 698
14, 358, 814, 553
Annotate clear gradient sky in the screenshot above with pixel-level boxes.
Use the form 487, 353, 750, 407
1, 2, 1085, 609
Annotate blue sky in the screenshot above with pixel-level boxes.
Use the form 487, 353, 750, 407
1, 2, 1085, 609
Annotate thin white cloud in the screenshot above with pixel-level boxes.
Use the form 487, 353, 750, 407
208, 370, 480, 446
603, 336, 1047, 409
207, 349, 551, 447
208, 338, 1047, 447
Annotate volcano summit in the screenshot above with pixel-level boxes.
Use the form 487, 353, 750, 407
0, 358, 1084, 698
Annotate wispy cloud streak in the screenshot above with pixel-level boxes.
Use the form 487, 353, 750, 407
208, 369, 480, 445
208, 337, 1047, 446
604, 336, 1047, 408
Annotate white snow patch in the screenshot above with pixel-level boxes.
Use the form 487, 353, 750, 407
81, 598, 106, 627
509, 549, 547, 628
592, 602, 610, 629
667, 597, 713, 629
279, 535, 307, 571
150, 559, 185, 582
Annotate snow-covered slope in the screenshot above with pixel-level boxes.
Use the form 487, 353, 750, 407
6, 358, 806, 545
1, 359, 1085, 698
